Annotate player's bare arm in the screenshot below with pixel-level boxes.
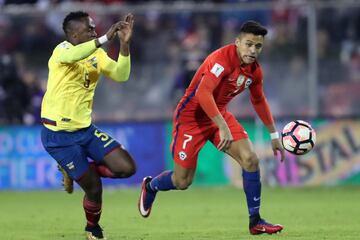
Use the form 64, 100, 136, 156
95, 20, 128, 47
117, 13, 134, 56
105, 22, 123, 40
94, 14, 133, 83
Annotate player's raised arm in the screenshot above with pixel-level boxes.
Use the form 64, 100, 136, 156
56, 15, 125, 64
117, 13, 134, 56
100, 14, 134, 82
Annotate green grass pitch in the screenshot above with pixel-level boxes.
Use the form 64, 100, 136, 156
1, 186, 359, 240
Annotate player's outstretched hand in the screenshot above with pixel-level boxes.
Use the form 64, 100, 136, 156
105, 21, 125, 41
271, 138, 285, 162
117, 13, 134, 43
217, 125, 233, 152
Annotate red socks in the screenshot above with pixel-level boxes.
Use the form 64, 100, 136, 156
83, 196, 102, 227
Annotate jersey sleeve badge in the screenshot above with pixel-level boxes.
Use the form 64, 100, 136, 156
210, 63, 225, 77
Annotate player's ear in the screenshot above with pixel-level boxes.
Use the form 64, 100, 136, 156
235, 38, 241, 47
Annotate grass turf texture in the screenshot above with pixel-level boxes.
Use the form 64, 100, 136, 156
1, 186, 359, 240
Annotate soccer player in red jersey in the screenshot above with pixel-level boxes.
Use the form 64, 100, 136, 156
139, 21, 285, 235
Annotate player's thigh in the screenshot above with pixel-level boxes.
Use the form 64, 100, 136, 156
171, 122, 212, 169
103, 146, 136, 177
208, 112, 258, 168
227, 137, 255, 162
209, 112, 248, 147
41, 127, 89, 180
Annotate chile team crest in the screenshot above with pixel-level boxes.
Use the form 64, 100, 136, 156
237, 75, 245, 86
237, 75, 253, 88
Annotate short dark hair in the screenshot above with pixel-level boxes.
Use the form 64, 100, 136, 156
240, 20, 268, 36
62, 11, 89, 35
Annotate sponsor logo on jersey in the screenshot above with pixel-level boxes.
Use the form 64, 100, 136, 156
61, 118, 71, 122
210, 63, 225, 77
179, 151, 187, 161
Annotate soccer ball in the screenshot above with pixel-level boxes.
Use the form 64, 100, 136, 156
281, 120, 316, 155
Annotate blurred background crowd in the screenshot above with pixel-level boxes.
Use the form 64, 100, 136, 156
0, 0, 359, 125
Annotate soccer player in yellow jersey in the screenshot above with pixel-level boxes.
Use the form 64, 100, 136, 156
41, 11, 135, 240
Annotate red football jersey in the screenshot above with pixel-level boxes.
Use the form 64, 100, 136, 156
175, 44, 273, 125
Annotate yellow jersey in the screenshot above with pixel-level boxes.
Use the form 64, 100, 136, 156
41, 40, 130, 131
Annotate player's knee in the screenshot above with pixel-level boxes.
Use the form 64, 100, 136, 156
241, 152, 259, 171
113, 162, 136, 178
123, 164, 136, 178
174, 178, 192, 190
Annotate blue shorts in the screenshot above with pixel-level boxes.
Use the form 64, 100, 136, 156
41, 124, 120, 180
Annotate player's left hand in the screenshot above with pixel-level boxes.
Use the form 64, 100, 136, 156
271, 138, 285, 162
117, 13, 134, 44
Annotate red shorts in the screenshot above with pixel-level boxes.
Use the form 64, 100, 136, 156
170, 112, 248, 169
